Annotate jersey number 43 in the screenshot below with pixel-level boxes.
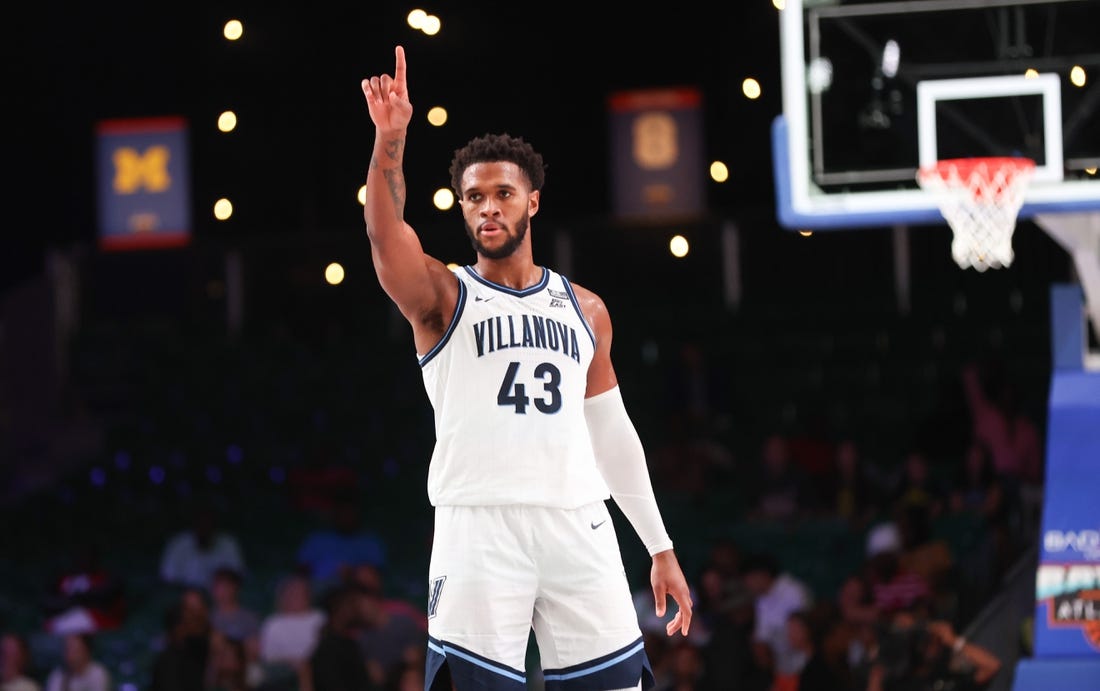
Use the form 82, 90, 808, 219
497, 361, 562, 414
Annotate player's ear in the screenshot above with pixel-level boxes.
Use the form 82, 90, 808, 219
528, 190, 539, 217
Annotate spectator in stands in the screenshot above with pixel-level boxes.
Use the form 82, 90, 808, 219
42, 544, 126, 635
951, 439, 1016, 569
148, 591, 212, 691
44, 633, 111, 691
747, 434, 813, 522
895, 504, 955, 618
309, 583, 378, 691
961, 360, 1042, 487
823, 438, 879, 530
859, 605, 1002, 691
864, 522, 932, 617
742, 552, 813, 690
348, 565, 427, 689
208, 567, 262, 680
394, 661, 426, 691
258, 572, 325, 672
949, 440, 1009, 525
160, 500, 247, 590
651, 640, 708, 691
888, 448, 946, 520
785, 608, 846, 691
296, 491, 386, 590
698, 582, 758, 691
948, 439, 1019, 616
347, 564, 425, 630
0, 632, 40, 691
207, 633, 253, 691
688, 540, 754, 656
209, 567, 261, 644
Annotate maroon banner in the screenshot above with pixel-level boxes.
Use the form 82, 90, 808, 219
608, 87, 705, 223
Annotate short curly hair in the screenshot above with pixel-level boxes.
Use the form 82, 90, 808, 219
449, 133, 546, 196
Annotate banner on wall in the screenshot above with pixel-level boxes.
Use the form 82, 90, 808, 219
608, 87, 704, 223
96, 116, 192, 251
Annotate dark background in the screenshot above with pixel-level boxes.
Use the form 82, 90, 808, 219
7, 1, 788, 285
0, 4, 1087, 689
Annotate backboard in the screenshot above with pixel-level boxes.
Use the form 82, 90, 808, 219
773, 0, 1100, 230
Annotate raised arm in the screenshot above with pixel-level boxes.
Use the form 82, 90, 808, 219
575, 283, 693, 636
361, 46, 456, 352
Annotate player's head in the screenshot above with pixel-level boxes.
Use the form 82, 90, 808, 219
449, 133, 546, 195
450, 133, 546, 260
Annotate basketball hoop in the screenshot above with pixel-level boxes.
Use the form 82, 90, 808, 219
917, 157, 1036, 272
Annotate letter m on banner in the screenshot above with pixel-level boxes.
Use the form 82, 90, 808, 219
96, 116, 192, 251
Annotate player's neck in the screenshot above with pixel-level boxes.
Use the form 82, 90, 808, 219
473, 252, 541, 290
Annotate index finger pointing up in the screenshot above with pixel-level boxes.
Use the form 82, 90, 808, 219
394, 45, 407, 87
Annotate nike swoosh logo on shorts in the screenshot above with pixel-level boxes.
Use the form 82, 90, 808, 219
590, 520, 606, 530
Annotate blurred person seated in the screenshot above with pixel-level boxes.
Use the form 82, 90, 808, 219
894, 504, 955, 619
887, 448, 946, 520
742, 552, 813, 689
949, 439, 1016, 572
347, 564, 425, 630
747, 433, 814, 522
43, 633, 110, 691
864, 523, 933, 619
348, 565, 427, 689
949, 440, 1009, 522
393, 661, 425, 691
160, 500, 247, 590
785, 608, 847, 691
695, 567, 756, 691
296, 491, 386, 590
42, 545, 126, 635
258, 572, 325, 680
207, 633, 254, 691
148, 589, 212, 691
683, 539, 754, 658
209, 568, 262, 662
823, 438, 879, 530
651, 640, 708, 691
1, 632, 40, 691
859, 606, 1002, 691
309, 583, 378, 691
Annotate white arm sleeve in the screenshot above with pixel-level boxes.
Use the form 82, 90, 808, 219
584, 385, 674, 556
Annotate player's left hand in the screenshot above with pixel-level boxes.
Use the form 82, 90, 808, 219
651, 549, 693, 636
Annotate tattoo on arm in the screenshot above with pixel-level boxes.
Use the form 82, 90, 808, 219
366, 137, 407, 228
382, 137, 404, 163
384, 168, 406, 220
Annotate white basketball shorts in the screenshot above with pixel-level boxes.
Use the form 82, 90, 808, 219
423, 501, 654, 691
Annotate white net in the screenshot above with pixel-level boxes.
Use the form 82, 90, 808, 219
917, 157, 1036, 272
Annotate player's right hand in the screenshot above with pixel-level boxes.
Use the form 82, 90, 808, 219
362, 45, 413, 131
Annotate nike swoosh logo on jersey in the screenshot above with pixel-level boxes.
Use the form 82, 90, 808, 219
475, 295, 495, 302
590, 520, 606, 530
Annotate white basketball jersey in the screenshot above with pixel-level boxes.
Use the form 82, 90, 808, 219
418, 265, 611, 509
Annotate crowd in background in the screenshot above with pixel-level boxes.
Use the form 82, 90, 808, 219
0, 304, 1047, 691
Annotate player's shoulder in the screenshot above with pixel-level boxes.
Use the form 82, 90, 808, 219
559, 277, 612, 334
560, 278, 605, 311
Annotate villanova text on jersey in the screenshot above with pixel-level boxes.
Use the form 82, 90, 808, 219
472, 314, 582, 364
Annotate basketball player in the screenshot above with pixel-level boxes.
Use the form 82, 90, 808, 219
360, 45, 693, 691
